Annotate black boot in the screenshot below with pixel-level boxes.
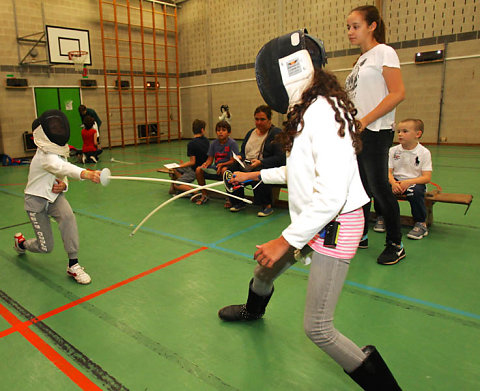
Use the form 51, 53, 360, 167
218, 279, 274, 321
346, 345, 402, 390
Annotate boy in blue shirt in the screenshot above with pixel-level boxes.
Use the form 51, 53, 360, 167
192, 120, 239, 205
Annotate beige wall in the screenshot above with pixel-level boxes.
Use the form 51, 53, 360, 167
177, 0, 480, 145
1, 0, 479, 158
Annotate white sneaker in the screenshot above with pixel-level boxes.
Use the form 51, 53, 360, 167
90, 156, 97, 163
14, 232, 26, 254
67, 263, 91, 284
81, 154, 86, 164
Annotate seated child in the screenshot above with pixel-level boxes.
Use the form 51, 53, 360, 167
169, 119, 209, 194
14, 110, 102, 284
81, 115, 102, 163
191, 120, 239, 205
375, 118, 432, 239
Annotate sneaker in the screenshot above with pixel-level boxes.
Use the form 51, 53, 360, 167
373, 216, 386, 233
377, 242, 406, 265
67, 263, 92, 284
257, 207, 273, 217
14, 233, 26, 254
358, 235, 368, 249
90, 156, 97, 163
407, 222, 429, 240
81, 154, 86, 164
230, 204, 246, 212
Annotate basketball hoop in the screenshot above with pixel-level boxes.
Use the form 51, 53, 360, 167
68, 50, 88, 74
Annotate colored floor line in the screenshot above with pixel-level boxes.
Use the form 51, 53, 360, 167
0, 247, 207, 339
0, 249, 237, 391
0, 302, 102, 391
0, 291, 128, 391
76, 208, 480, 323
2, 188, 479, 323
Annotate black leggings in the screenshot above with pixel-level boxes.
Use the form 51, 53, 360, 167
357, 129, 402, 244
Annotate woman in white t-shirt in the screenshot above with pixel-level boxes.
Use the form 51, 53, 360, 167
345, 5, 406, 265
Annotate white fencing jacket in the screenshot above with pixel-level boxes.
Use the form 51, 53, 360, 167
260, 96, 369, 250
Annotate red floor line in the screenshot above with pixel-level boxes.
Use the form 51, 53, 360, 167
0, 247, 208, 338
0, 302, 102, 390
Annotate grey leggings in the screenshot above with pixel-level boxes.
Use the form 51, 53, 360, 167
252, 249, 366, 373
24, 194, 79, 259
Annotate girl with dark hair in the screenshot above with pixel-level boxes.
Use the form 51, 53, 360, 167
218, 67, 401, 389
345, 5, 406, 265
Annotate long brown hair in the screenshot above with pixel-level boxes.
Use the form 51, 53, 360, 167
279, 69, 361, 154
351, 5, 386, 44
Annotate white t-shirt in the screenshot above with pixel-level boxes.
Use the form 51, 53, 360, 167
345, 44, 400, 131
389, 143, 432, 181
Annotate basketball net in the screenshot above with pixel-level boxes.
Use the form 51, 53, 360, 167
68, 50, 88, 77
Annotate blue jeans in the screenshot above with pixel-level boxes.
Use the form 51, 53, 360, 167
405, 183, 427, 222
357, 129, 402, 244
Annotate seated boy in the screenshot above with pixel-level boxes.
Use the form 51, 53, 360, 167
192, 120, 239, 205
375, 119, 432, 239
81, 115, 103, 163
169, 119, 209, 194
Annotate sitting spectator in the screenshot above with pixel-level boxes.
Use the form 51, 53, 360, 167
169, 119, 209, 194
81, 116, 102, 163
375, 118, 432, 239
228, 105, 285, 216
191, 120, 239, 205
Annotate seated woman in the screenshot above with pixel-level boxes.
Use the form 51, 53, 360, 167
227, 105, 286, 217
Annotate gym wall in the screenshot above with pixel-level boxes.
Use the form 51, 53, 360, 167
0, 0, 479, 158
178, 0, 480, 143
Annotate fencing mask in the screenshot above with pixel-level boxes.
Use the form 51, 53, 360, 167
255, 29, 327, 114
32, 109, 70, 146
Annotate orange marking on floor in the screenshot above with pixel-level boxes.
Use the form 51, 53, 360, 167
0, 302, 102, 390
0, 247, 208, 337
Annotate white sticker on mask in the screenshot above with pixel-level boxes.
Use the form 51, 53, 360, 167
290, 32, 300, 46
286, 57, 302, 77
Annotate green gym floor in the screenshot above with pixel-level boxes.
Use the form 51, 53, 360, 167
0, 141, 479, 391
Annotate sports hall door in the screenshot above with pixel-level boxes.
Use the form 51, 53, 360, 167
34, 88, 82, 149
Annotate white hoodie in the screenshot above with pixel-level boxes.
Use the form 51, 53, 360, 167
24, 126, 83, 202
259, 96, 369, 249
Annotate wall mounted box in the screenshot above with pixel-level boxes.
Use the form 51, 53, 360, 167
115, 80, 130, 89
80, 79, 97, 87
6, 78, 28, 87
415, 50, 444, 64
23, 132, 37, 152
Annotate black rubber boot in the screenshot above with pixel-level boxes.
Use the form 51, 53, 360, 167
218, 279, 274, 321
346, 345, 402, 390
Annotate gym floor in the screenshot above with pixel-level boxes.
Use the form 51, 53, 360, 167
0, 141, 479, 390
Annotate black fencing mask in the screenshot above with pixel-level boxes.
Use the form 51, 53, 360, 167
255, 29, 327, 114
32, 110, 70, 146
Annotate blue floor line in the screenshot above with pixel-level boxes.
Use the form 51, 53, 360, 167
3, 187, 479, 322
210, 212, 287, 245
289, 265, 480, 321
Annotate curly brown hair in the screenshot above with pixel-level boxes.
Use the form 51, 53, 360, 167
279, 68, 362, 154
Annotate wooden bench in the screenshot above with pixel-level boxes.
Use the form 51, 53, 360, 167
158, 169, 473, 226
271, 183, 473, 227
372, 188, 473, 226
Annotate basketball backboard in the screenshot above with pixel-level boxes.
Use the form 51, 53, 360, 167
46, 25, 92, 66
